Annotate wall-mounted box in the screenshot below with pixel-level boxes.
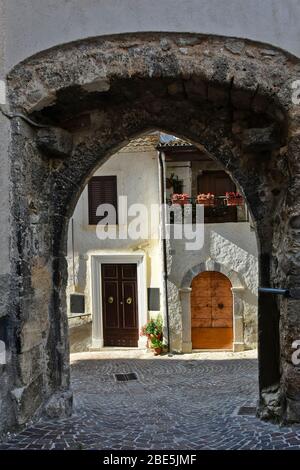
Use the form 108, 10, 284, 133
147, 288, 160, 311
70, 294, 85, 314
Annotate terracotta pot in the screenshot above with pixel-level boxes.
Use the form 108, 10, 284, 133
197, 199, 214, 206
226, 198, 243, 206
154, 347, 162, 356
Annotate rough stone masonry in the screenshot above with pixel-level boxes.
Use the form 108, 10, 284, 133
0, 32, 300, 437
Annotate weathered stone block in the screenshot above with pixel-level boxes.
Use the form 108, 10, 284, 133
36, 127, 73, 158
44, 389, 73, 419
258, 384, 282, 421
242, 126, 280, 152
10, 374, 44, 425
289, 288, 300, 299
18, 345, 43, 386
0, 274, 11, 318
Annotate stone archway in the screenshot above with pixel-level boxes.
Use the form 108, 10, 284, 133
3, 32, 300, 433
180, 260, 246, 353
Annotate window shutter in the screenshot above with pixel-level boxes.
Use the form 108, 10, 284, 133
88, 176, 118, 225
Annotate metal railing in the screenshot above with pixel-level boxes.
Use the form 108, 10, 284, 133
166, 196, 246, 223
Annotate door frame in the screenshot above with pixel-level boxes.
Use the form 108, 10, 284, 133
91, 254, 148, 349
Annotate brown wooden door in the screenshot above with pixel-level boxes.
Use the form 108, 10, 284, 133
191, 271, 233, 349
197, 171, 237, 222
102, 264, 138, 347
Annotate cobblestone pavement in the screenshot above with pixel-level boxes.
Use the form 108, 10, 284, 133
1, 349, 300, 450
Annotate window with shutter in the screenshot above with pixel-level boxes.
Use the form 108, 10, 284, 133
88, 176, 118, 225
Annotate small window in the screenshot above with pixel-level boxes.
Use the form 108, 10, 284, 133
88, 176, 118, 225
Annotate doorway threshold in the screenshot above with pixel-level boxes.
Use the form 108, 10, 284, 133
89, 346, 147, 352
192, 349, 233, 353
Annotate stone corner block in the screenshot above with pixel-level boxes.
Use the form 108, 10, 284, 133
285, 398, 300, 424
36, 127, 73, 158
242, 125, 280, 152
233, 342, 245, 352
258, 384, 282, 422
181, 341, 193, 353
44, 389, 73, 419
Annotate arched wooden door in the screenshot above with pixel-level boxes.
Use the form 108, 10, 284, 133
191, 271, 233, 350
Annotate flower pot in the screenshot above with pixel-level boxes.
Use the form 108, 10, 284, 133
197, 194, 215, 206
226, 198, 243, 206
154, 347, 162, 356
171, 193, 190, 206
197, 199, 214, 207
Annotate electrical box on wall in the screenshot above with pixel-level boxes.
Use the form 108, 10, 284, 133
70, 294, 85, 314
147, 288, 160, 311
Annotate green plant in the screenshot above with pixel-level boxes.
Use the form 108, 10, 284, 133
140, 315, 163, 338
166, 173, 183, 193
140, 315, 163, 352
151, 336, 163, 349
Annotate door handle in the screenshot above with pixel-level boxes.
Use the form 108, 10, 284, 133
107, 296, 114, 304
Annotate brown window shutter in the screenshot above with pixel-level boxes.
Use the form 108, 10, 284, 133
88, 176, 118, 225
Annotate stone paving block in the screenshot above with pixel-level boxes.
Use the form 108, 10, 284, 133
1, 351, 300, 450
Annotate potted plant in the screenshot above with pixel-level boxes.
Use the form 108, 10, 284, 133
196, 193, 215, 206
171, 193, 190, 205
225, 191, 243, 206
166, 173, 183, 193
140, 315, 164, 355
151, 336, 163, 356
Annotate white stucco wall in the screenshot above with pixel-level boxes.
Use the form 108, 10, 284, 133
169, 223, 258, 290
168, 222, 258, 349
67, 148, 164, 319
0, 0, 299, 77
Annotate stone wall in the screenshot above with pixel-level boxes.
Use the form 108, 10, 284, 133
1, 0, 300, 74
0, 32, 299, 435
169, 222, 258, 351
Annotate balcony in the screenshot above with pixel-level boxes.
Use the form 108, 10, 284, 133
167, 194, 247, 224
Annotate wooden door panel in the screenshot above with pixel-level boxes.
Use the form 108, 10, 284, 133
192, 318, 212, 328
191, 271, 233, 349
211, 304, 232, 317
191, 294, 211, 305
102, 264, 118, 278
102, 281, 119, 328
102, 264, 138, 347
197, 171, 236, 196
192, 307, 211, 319
121, 264, 137, 279
122, 281, 137, 328
211, 299, 232, 310
197, 171, 237, 222
192, 327, 233, 349
212, 318, 233, 328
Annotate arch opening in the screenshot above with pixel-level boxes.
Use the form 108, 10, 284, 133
3, 32, 300, 436
191, 271, 233, 350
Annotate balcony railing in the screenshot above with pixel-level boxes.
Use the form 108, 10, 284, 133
166, 194, 246, 224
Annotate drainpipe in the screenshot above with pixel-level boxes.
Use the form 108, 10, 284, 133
158, 150, 171, 353
71, 218, 76, 288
